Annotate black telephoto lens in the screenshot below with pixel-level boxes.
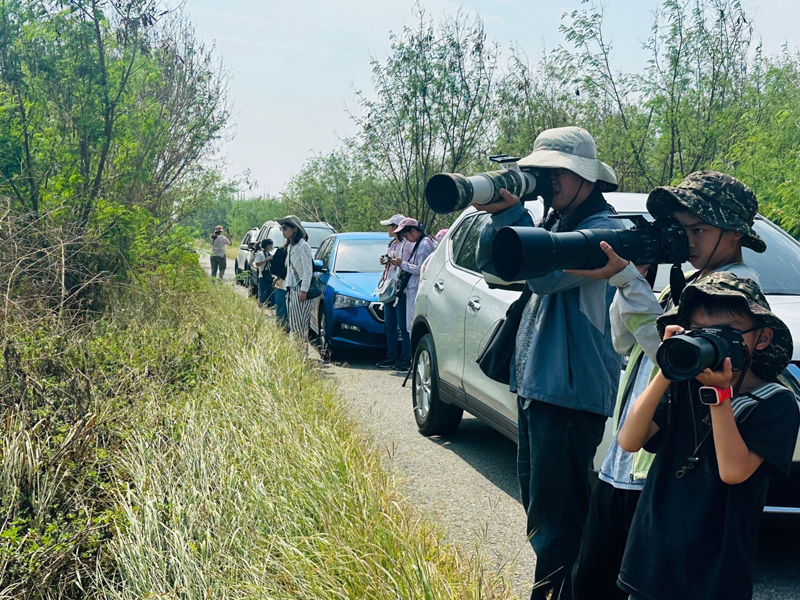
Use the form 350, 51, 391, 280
490, 217, 688, 282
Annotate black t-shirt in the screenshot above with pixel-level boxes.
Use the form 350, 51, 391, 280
618, 382, 799, 600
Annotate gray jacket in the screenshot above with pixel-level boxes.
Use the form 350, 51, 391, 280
477, 198, 624, 417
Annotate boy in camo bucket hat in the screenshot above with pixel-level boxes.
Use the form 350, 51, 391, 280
616, 271, 798, 600
647, 170, 765, 254
656, 271, 792, 381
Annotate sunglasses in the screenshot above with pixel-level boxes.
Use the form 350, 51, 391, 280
281, 224, 294, 231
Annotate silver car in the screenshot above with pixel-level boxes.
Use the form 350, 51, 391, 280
410, 193, 800, 512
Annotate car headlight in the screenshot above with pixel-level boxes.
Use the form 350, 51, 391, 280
333, 294, 370, 309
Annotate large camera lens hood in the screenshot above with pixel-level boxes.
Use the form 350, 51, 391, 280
491, 227, 556, 281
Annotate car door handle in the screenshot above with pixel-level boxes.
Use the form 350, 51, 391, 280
467, 298, 481, 311
434, 280, 444, 292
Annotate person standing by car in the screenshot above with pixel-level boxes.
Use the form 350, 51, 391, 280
271, 241, 289, 326
376, 214, 411, 370
254, 238, 274, 306
475, 126, 623, 600
209, 225, 232, 280
281, 215, 314, 342
391, 217, 436, 372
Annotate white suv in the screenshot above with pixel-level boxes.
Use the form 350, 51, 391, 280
234, 228, 260, 285
411, 193, 800, 511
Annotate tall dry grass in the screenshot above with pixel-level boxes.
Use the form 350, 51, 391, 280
97, 285, 516, 599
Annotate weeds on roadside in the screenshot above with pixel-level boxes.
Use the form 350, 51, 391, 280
98, 285, 517, 600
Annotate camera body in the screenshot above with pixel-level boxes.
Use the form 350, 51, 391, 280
490, 214, 689, 282
425, 156, 554, 214
656, 326, 747, 382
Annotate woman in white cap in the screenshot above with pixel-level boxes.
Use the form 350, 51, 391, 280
390, 217, 436, 372
279, 215, 314, 342
474, 126, 622, 600
376, 214, 411, 369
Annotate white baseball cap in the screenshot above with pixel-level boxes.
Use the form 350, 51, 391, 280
380, 213, 406, 227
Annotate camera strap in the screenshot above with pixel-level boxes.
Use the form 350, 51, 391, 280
669, 264, 687, 304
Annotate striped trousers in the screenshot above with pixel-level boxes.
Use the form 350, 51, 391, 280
287, 288, 313, 341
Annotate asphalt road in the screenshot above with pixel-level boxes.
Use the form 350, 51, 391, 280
326, 353, 800, 599
198, 253, 800, 599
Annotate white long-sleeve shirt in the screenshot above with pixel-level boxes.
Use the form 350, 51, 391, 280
285, 239, 313, 293
210, 234, 231, 257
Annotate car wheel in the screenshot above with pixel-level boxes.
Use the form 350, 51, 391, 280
412, 333, 462, 436
242, 261, 249, 287
318, 308, 336, 361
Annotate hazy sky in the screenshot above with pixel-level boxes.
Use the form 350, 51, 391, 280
185, 0, 800, 196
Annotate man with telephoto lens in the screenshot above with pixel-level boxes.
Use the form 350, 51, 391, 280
475, 126, 623, 600
567, 171, 764, 600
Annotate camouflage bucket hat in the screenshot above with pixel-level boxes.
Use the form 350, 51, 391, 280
646, 171, 765, 253
657, 272, 793, 381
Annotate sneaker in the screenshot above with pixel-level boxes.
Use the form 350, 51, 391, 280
394, 360, 411, 372
376, 359, 396, 369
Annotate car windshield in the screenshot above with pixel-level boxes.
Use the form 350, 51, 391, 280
333, 239, 388, 273
617, 216, 800, 295
306, 226, 335, 249
268, 228, 284, 248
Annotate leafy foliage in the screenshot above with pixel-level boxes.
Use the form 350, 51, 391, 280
269, 0, 800, 239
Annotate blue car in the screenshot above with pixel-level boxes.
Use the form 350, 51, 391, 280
309, 232, 392, 359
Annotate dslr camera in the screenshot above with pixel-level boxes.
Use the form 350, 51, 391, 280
656, 326, 747, 382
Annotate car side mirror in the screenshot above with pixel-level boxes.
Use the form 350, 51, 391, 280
313, 259, 327, 273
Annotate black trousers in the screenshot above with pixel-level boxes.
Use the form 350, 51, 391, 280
517, 399, 606, 600
571, 479, 641, 600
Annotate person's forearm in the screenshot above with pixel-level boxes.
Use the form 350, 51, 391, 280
709, 403, 764, 484
618, 372, 670, 452
610, 267, 664, 362
402, 261, 421, 275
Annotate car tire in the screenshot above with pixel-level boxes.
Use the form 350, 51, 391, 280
242, 261, 249, 287
317, 307, 336, 361
412, 333, 462, 436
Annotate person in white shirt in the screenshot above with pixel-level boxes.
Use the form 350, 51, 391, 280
390, 217, 437, 372
279, 215, 314, 341
209, 225, 231, 280
375, 214, 410, 369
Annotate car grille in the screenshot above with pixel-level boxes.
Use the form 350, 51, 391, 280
369, 302, 385, 323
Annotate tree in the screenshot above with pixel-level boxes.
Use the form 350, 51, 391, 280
0, 0, 229, 224
352, 6, 499, 229
282, 147, 390, 232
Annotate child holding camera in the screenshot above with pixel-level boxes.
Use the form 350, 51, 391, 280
254, 239, 274, 306
616, 272, 797, 600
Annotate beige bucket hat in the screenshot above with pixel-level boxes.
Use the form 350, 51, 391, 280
518, 126, 618, 192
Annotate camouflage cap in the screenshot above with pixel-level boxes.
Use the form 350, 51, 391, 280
657, 272, 793, 381
646, 171, 765, 253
